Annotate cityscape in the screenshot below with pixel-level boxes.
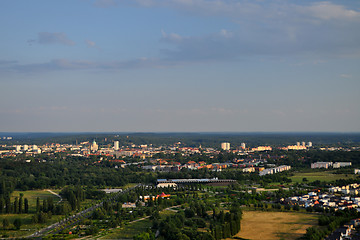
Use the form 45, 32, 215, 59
0, 133, 359, 239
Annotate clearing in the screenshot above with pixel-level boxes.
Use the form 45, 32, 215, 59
232, 210, 317, 240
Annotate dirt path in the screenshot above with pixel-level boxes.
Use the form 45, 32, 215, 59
46, 189, 63, 203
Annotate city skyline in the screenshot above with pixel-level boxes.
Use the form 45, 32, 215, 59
1, 0, 360, 132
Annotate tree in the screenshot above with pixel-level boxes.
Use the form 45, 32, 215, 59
2, 218, 9, 229
13, 218, 21, 230
14, 197, 18, 214
24, 198, 29, 213
36, 197, 40, 212
19, 193, 24, 214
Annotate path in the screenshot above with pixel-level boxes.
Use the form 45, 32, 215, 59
46, 189, 63, 203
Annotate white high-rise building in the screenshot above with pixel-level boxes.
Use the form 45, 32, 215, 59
221, 142, 230, 151
296, 142, 300, 146
15, 145, 21, 152
301, 142, 306, 147
32, 145, 38, 150
23, 145, 29, 151
91, 140, 98, 152
114, 141, 119, 151
307, 142, 313, 147
241, 143, 246, 149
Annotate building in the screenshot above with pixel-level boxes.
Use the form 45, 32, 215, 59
15, 145, 21, 152
221, 142, 230, 151
311, 162, 332, 169
241, 143, 246, 149
114, 141, 119, 151
287, 145, 307, 150
307, 142, 313, 147
252, 146, 272, 151
90, 140, 98, 152
333, 162, 352, 168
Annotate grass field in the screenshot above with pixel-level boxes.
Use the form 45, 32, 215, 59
232, 210, 317, 240
290, 171, 356, 183
11, 190, 61, 210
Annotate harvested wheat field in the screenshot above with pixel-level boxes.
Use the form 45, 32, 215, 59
230, 210, 317, 240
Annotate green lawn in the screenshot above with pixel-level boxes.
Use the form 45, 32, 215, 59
290, 171, 356, 183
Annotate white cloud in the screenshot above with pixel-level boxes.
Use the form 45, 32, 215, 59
299, 1, 360, 21
29, 32, 75, 46
85, 40, 99, 49
340, 74, 352, 79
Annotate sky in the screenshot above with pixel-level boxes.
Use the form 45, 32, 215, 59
0, 0, 359, 132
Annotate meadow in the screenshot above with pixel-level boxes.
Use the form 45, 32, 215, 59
289, 170, 356, 183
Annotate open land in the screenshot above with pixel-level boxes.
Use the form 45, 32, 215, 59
232, 210, 318, 240
290, 171, 356, 183
10, 190, 61, 209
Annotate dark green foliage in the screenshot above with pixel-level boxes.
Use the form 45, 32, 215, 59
13, 218, 21, 230
24, 198, 29, 213
2, 218, 9, 229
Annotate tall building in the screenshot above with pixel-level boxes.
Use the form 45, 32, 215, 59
15, 145, 21, 152
23, 145, 29, 151
307, 142, 313, 147
114, 141, 119, 151
241, 142, 246, 149
221, 142, 230, 151
91, 140, 98, 152
301, 142, 306, 147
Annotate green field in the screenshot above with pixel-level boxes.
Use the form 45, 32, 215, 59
11, 190, 62, 210
99, 219, 152, 239
290, 171, 356, 183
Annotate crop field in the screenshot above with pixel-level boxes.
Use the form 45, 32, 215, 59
232, 210, 318, 240
290, 171, 356, 183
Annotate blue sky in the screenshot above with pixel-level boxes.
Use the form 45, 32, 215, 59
0, 0, 359, 132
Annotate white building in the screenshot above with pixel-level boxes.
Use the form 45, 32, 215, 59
241, 143, 246, 149
15, 145, 21, 152
91, 140, 98, 152
311, 162, 332, 169
221, 142, 230, 151
114, 141, 119, 151
333, 162, 352, 168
